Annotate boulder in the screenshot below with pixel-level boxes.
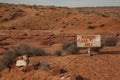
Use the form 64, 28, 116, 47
16, 60, 27, 67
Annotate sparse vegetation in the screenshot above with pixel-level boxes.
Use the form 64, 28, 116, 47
35, 13, 39, 16
14, 44, 46, 57
88, 25, 95, 29
62, 41, 80, 54
0, 44, 46, 71
104, 37, 118, 46
101, 13, 109, 17
13, 8, 23, 12
53, 50, 62, 56
91, 46, 103, 52
38, 60, 51, 71
0, 50, 17, 71
92, 36, 118, 52
75, 75, 84, 80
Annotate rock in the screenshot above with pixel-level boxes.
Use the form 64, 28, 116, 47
60, 75, 71, 80
16, 55, 29, 67
60, 74, 84, 80
16, 60, 27, 67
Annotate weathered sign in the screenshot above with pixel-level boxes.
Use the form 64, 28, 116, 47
77, 35, 101, 47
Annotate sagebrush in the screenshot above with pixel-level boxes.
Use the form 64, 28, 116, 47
62, 41, 80, 54
0, 44, 45, 71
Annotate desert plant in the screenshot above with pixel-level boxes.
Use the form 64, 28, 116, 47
53, 50, 62, 56
0, 50, 17, 71
75, 75, 84, 80
38, 60, 51, 71
0, 44, 46, 71
13, 8, 23, 12
92, 36, 118, 52
104, 37, 118, 46
62, 41, 80, 54
60, 68, 67, 74
101, 13, 109, 17
14, 44, 46, 57
35, 13, 39, 16
91, 46, 103, 52
88, 25, 95, 29
27, 47, 45, 57
0, 57, 6, 71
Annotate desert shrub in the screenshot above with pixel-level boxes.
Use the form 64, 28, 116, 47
75, 75, 84, 80
35, 13, 39, 16
91, 46, 103, 52
13, 8, 23, 12
11, 12, 23, 19
27, 47, 45, 57
53, 50, 62, 56
101, 13, 109, 17
0, 50, 17, 71
38, 60, 51, 71
88, 25, 95, 29
14, 44, 46, 57
0, 44, 46, 71
62, 41, 80, 54
92, 37, 118, 52
60, 68, 67, 74
104, 37, 118, 46
0, 57, 6, 71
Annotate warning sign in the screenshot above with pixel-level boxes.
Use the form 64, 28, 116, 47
77, 35, 101, 47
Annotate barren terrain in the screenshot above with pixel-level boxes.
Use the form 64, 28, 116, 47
0, 3, 120, 80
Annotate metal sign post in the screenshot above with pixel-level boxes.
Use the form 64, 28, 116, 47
88, 47, 91, 56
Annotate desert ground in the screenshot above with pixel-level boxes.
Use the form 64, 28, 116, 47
0, 3, 120, 80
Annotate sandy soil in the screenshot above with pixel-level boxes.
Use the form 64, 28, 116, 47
0, 3, 120, 80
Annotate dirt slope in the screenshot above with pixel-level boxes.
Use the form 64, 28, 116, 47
0, 3, 120, 80
0, 3, 120, 32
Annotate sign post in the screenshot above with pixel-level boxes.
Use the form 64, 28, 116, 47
77, 35, 101, 56
88, 47, 91, 56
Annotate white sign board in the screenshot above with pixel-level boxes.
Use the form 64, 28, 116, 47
77, 35, 101, 47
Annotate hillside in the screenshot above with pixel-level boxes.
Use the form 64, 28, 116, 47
0, 3, 120, 80
0, 3, 120, 32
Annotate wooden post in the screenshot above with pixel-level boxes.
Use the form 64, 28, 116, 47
88, 47, 91, 56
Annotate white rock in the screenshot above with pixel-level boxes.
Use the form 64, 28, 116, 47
16, 60, 27, 67
60, 76, 65, 80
